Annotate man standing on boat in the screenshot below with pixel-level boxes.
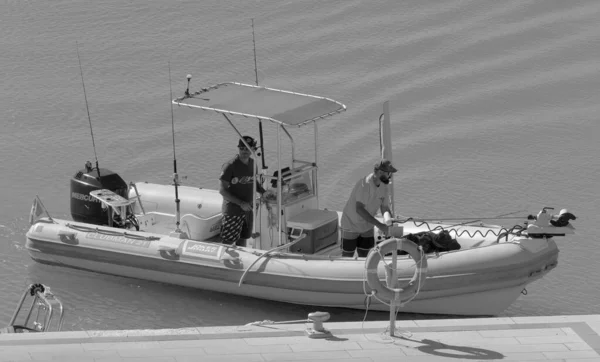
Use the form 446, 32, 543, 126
340, 159, 396, 257
219, 136, 266, 246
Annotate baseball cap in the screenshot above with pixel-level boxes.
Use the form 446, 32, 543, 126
374, 159, 397, 173
238, 136, 258, 150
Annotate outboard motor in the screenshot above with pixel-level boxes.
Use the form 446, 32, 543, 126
70, 161, 128, 225
526, 207, 576, 238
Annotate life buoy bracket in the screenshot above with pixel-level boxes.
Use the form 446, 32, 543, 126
365, 237, 428, 305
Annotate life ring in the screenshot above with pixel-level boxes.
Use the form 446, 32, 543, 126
365, 237, 428, 304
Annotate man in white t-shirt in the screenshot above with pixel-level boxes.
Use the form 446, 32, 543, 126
340, 159, 397, 257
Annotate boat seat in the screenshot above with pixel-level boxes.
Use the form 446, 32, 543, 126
180, 212, 223, 241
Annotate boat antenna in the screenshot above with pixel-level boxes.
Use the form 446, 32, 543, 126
185, 73, 191, 97
169, 62, 183, 234
251, 19, 267, 170
76, 41, 101, 178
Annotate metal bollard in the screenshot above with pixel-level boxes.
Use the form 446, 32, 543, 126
305, 311, 332, 339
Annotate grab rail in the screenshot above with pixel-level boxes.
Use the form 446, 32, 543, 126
6, 284, 64, 333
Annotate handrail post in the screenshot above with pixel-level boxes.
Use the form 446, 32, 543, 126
277, 125, 283, 246
388, 243, 398, 336
8, 285, 32, 326
314, 122, 319, 208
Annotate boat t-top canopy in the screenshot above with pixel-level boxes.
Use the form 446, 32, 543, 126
172, 80, 346, 244
173, 82, 346, 127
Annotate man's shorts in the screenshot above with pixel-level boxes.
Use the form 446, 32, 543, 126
220, 211, 253, 245
341, 229, 375, 257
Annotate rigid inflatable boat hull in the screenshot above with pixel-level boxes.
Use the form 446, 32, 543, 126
26, 219, 558, 316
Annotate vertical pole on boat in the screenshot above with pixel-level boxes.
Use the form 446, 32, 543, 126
257, 122, 266, 250
168, 62, 184, 236
380, 101, 397, 335
314, 122, 319, 208
380, 101, 394, 214
388, 245, 399, 336
277, 125, 283, 246
251, 136, 257, 249
252, 18, 268, 244
75, 42, 101, 178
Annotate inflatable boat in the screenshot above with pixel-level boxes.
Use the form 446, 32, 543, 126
25, 80, 576, 316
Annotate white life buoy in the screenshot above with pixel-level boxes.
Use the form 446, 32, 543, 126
365, 237, 428, 304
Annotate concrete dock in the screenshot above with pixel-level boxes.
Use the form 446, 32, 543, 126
1, 315, 600, 361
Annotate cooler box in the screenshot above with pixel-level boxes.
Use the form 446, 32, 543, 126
286, 209, 339, 254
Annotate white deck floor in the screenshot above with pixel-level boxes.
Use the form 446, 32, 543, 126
1, 315, 599, 361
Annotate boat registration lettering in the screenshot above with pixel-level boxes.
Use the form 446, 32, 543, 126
85, 233, 152, 248
184, 241, 221, 258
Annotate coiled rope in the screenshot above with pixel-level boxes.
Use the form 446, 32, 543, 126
394, 217, 526, 241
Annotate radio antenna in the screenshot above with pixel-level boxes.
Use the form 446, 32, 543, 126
76, 42, 101, 177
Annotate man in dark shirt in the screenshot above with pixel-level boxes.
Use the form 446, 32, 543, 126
219, 136, 265, 246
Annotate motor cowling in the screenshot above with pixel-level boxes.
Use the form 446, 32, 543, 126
70, 163, 128, 225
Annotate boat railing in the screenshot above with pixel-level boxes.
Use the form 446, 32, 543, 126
89, 189, 139, 230
3, 284, 64, 333
128, 182, 146, 214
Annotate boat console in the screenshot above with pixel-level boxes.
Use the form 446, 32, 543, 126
286, 209, 339, 254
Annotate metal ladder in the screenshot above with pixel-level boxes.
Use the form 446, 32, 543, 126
1, 283, 64, 333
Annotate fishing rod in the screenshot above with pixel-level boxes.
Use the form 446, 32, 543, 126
251, 18, 259, 87
393, 210, 533, 223
76, 42, 101, 178
251, 18, 267, 171
168, 61, 183, 234
446, 210, 532, 229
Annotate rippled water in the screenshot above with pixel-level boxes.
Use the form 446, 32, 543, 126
1, 0, 599, 330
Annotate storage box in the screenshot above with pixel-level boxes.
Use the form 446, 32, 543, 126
286, 209, 339, 254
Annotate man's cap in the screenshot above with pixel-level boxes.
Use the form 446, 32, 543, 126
238, 135, 258, 150
374, 159, 397, 173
